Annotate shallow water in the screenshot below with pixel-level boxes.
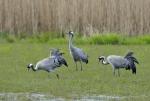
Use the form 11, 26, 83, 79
0, 92, 148, 101
0, 93, 64, 101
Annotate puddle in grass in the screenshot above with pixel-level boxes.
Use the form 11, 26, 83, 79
0, 92, 148, 101
0, 93, 64, 101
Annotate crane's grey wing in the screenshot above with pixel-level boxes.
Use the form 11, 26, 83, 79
72, 47, 88, 64
37, 57, 59, 72
107, 56, 127, 68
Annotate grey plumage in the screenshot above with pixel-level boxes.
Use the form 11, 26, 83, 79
50, 48, 64, 56
68, 31, 88, 71
98, 52, 139, 76
124, 52, 139, 74
27, 49, 68, 79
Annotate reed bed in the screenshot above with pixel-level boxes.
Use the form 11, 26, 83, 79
0, 0, 150, 36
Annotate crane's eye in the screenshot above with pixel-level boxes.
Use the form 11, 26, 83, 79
69, 31, 73, 34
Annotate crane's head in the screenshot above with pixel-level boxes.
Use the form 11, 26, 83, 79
98, 56, 105, 62
27, 64, 35, 71
68, 31, 74, 37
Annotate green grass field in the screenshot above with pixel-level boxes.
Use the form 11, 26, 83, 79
0, 43, 150, 100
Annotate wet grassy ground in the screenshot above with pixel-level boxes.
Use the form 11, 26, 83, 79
0, 43, 150, 100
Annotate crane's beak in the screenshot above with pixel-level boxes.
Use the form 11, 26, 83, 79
98, 57, 101, 62
27, 64, 32, 71
27, 65, 30, 71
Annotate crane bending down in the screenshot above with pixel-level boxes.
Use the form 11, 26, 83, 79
98, 52, 139, 76
27, 49, 68, 79
68, 31, 88, 71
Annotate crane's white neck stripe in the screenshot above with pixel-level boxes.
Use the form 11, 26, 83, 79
34, 65, 38, 70
69, 35, 73, 49
102, 60, 108, 64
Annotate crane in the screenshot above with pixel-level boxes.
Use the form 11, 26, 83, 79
98, 52, 139, 76
67, 31, 88, 71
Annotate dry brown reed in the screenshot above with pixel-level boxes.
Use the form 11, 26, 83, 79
0, 0, 150, 36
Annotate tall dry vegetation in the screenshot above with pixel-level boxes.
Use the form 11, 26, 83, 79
0, 0, 150, 36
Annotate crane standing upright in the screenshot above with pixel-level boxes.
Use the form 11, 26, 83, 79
67, 31, 88, 71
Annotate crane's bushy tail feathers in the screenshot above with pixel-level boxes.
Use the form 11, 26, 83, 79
50, 48, 65, 57
51, 49, 68, 67
125, 52, 139, 74
127, 56, 139, 64
125, 51, 134, 58
58, 57, 68, 67
62, 59, 68, 67
81, 58, 88, 64
81, 54, 88, 64
128, 58, 136, 74
85, 59, 88, 64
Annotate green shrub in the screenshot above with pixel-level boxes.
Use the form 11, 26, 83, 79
89, 34, 119, 44
89, 35, 104, 44
140, 35, 150, 44
38, 33, 50, 43
102, 34, 119, 44
48, 38, 66, 44
2, 32, 150, 45
30, 32, 64, 43
5, 34, 17, 43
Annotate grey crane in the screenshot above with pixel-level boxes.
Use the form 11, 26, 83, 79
27, 49, 68, 79
67, 31, 88, 71
98, 52, 139, 76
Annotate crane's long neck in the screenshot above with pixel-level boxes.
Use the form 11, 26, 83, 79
32, 67, 36, 71
102, 57, 109, 65
31, 65, 37, 71
69, 35, 73, 49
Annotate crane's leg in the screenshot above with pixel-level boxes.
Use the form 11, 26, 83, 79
50, 71, 60, 79
113, 69, 115, 76
56, 73, 59, 79
75, 62, 78, 71
80, 61, 83, 71
118, 69, 120, 77
54, 72, 60, 79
